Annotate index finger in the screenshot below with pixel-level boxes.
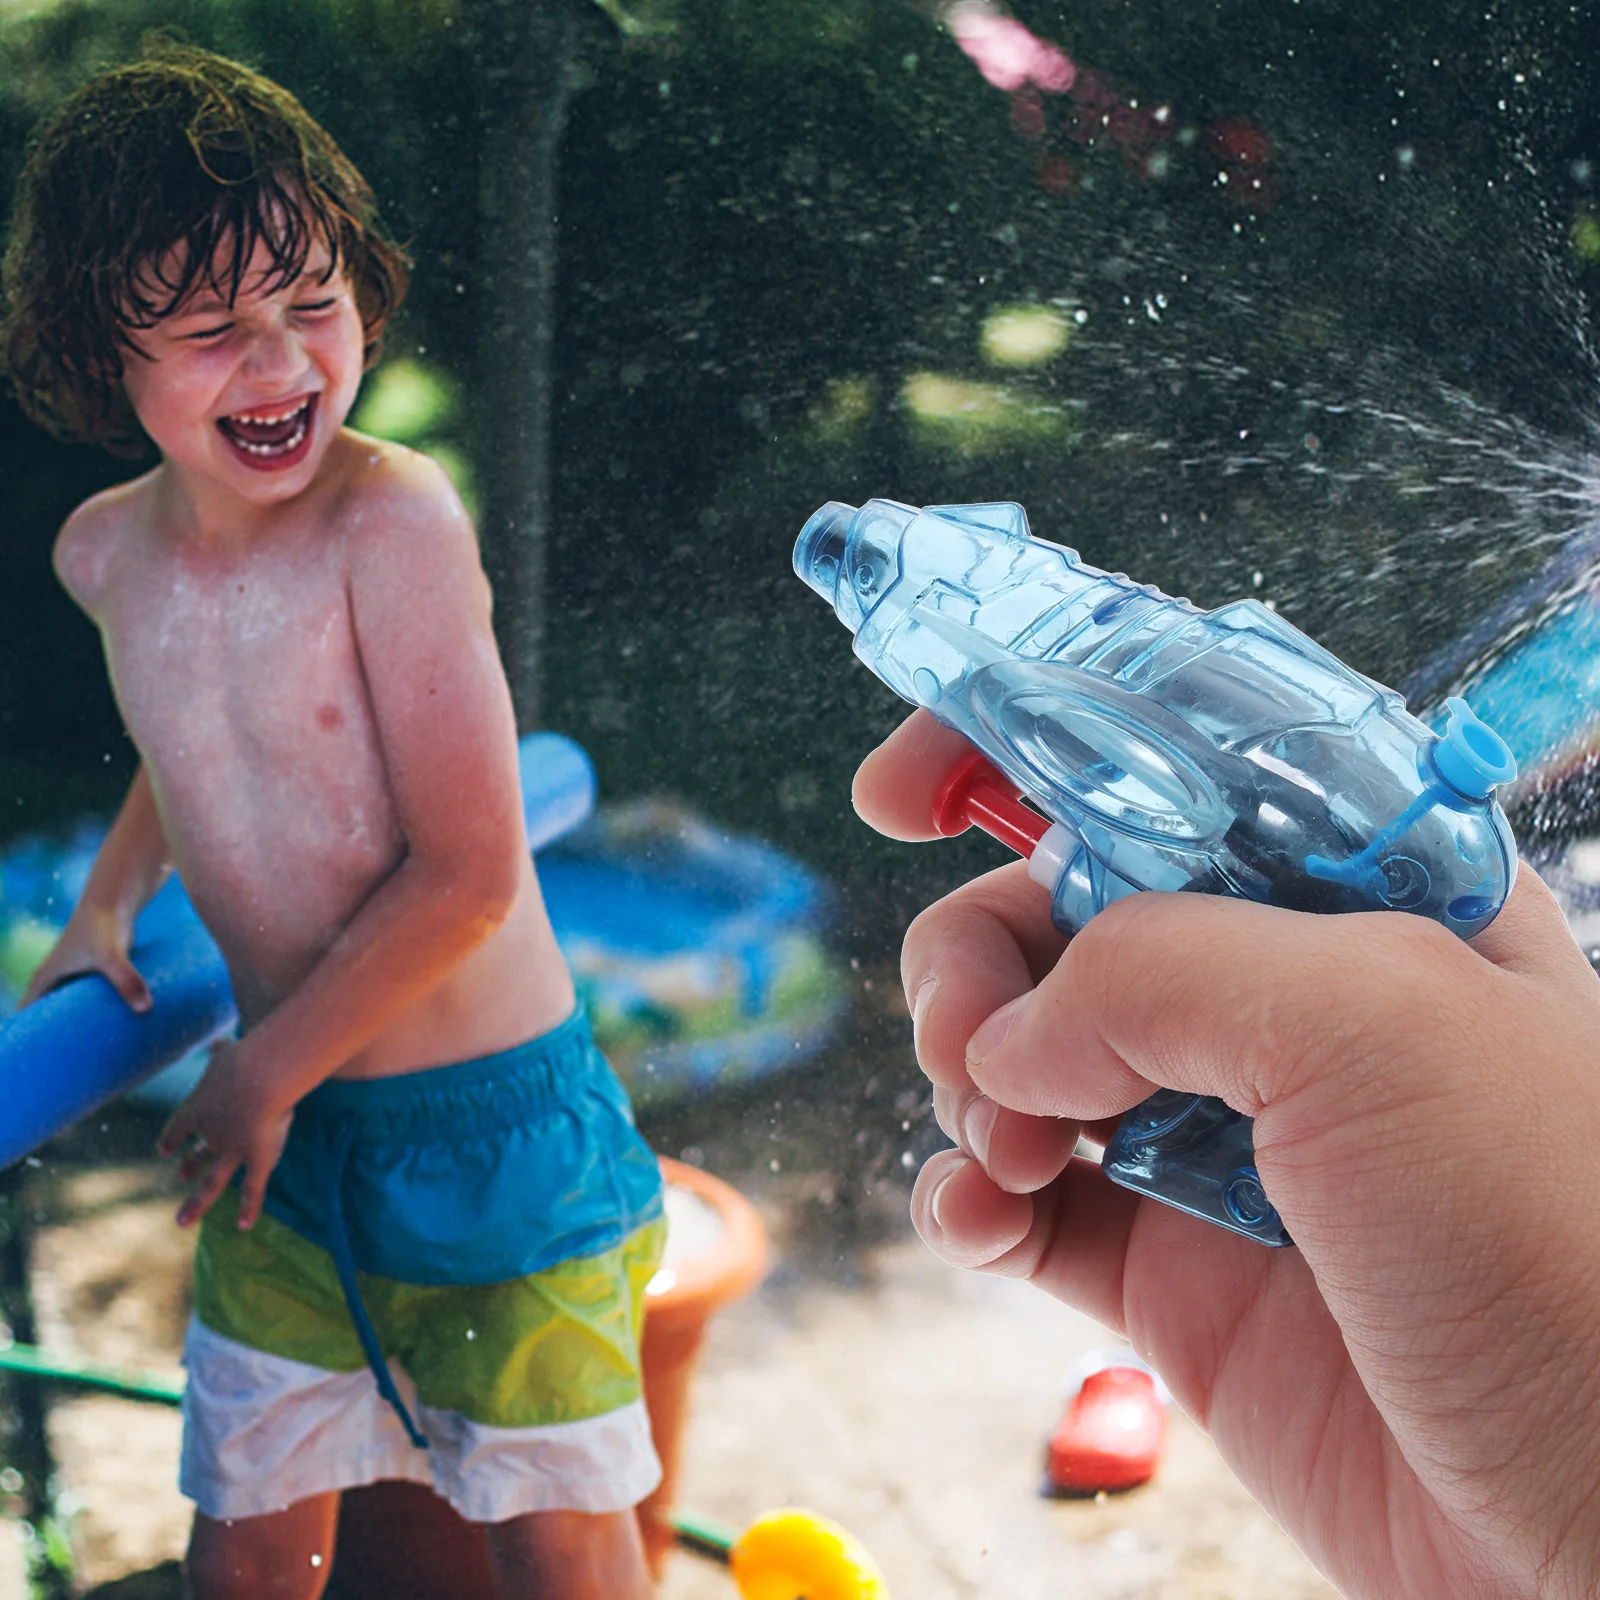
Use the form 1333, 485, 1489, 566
852, 709, 976, 841
902, 858, 1068, 1092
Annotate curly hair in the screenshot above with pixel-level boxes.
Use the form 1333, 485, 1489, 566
0, 39, 411, 455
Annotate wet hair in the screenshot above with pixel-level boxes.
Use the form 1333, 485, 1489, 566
0, 38, 411, 455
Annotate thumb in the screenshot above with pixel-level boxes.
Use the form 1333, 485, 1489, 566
962, 889, 1494, 1128
157, 1104, 191, 1158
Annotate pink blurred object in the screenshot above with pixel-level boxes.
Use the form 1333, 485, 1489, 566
945, 1, 1077, 94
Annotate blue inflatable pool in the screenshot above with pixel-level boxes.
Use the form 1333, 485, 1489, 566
537, 801, 844, 1109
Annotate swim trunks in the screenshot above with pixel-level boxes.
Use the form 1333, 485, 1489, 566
179, 1009, 667, 1522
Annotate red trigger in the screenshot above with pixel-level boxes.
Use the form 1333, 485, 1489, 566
931, 751, 1051, 859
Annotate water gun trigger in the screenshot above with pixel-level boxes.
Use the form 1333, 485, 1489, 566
933, 750, 1052, 858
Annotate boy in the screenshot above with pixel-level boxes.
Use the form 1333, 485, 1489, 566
1, 43, 664, 1599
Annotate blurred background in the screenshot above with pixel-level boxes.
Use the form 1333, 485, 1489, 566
1, 0, 1599, 1593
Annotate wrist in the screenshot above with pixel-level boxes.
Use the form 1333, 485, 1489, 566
70, 900, 135, 945
218, 1030, 306, 1124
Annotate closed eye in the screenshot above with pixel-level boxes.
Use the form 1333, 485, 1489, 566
181, 324, 232, 342
294, 299, 339, 315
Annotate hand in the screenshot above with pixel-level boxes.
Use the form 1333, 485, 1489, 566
20, 904, 151, 1012
855, 709, 1600, 1600
157, 1038, 292, 1230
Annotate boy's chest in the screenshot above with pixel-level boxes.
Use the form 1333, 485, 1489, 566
102, 559, 374, 776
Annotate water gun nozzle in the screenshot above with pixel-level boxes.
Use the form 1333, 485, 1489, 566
794, 501, 856, 607
1432, 697, 1518, 799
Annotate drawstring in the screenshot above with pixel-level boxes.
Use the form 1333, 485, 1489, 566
321, 1117, 430, 1451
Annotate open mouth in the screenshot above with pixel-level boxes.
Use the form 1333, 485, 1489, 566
215, 394, 318, 471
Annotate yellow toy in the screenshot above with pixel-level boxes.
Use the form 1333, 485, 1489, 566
727, 1507, 890, 1600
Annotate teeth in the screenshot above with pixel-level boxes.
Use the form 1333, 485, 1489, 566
229, 400, 309, 425
231, 412, 310, 456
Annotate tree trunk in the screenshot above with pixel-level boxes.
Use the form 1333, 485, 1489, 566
466, 0, 587, 730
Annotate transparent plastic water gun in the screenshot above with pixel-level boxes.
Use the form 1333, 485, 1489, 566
795, 499, 1519, 1246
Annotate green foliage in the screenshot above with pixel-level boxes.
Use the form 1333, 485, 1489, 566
9, 1502, 76, 1600
1575, 202, 1600, 262
352, 355, 477, 514
353, 356, 457, 440
0, 918, 53, 1000
589, 0, 675, 38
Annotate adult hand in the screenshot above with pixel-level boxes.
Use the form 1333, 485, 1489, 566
855, 708, 1600, 1600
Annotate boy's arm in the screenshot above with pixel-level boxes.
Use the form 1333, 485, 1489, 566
24, 500, 169, 1011
21, 764, 172, 1012
159, 455, 529, 1225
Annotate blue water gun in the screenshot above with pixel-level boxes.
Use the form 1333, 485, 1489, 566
796, 499, 1519, 1246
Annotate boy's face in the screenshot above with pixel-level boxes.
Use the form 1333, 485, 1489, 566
119, 231, 365, 508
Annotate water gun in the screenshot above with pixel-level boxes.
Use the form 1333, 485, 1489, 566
796, 499, 1519, 1246
0, 732, 596, 1173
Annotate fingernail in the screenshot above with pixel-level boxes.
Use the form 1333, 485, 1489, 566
910, 975, 939, 1046
962, 1095, 997, 1166
967, 995, 1025, 1067
929, 1165, 958, 1231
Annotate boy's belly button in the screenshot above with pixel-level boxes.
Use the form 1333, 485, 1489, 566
316, 704, 343, 730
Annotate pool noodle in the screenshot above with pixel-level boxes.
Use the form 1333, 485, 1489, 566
0, 732, 596, 1173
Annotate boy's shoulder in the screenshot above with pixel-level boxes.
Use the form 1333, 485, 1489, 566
335, 433, 473, 548
52, 472, 159, 616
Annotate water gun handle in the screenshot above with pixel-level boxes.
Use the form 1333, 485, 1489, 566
934, 754, 1290, 1248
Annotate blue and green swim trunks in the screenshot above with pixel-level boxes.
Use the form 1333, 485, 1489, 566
179, 1009, 667, 1523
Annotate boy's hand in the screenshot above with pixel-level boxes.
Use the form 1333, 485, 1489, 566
855, 708, 1600, 1600
158, 1039, 292, 1230
20, 905, 152, 1013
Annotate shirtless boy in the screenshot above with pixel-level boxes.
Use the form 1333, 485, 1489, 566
1, 44, 663, 1598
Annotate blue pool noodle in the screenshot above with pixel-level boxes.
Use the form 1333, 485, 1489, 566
0, 732, 596, 1172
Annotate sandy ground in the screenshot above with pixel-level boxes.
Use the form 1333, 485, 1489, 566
0, 1115, 1337, 1600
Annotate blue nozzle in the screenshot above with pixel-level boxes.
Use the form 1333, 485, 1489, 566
794, 502, 855, 606
1431, 697, 1518, 800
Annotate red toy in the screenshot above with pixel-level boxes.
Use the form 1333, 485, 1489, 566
1046, 1365, 1168, 1494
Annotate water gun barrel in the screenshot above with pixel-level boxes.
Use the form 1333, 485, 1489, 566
799, 499, 1519, 1246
